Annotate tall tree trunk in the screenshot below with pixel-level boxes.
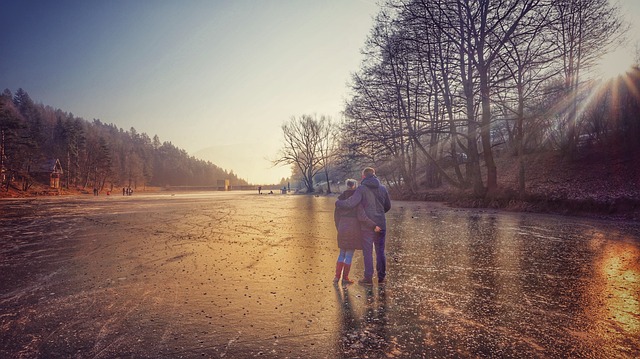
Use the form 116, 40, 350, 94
479, 66, 498, 194
66, 150, 70, 189
459, 2, 484, 196
516, 84, 526, 198
324, 167, 331, 194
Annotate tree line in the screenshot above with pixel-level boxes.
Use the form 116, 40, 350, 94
0, 88, 248, 192
277, 0, 638, 198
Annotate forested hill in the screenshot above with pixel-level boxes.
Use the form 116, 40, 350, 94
0, 88, 249, 192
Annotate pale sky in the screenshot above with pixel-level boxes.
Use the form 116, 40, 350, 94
1, 0, 638, 184
0, 0, 379, 184
596, 0, 640, 78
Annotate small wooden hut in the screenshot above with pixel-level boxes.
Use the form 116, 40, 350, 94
35, 159, 64, 189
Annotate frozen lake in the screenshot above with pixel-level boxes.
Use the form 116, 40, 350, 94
1, 191, 639, 358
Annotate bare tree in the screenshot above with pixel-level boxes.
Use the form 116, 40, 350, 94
395, 0, 471, 190
494, 3, 560, 197
393, 0, 540, 196
273, 114, 330, 193
317, 115, 336, 193
341, 0, 625, 200
461, 0, 540, 194
343, 9, 426, 196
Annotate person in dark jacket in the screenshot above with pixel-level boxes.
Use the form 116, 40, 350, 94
336, 167, 391, 285
334, 179, 380, 284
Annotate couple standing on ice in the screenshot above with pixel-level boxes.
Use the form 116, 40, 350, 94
333, 167, 391, 286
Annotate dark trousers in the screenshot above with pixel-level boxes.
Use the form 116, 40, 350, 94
362, 229, 386, 281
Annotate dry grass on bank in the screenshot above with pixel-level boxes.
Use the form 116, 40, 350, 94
421, 146, 640, 220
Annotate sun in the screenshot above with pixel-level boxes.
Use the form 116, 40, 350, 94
596, 47, 637, 79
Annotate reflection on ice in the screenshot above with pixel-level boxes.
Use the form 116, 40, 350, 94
592, 238, 640, 333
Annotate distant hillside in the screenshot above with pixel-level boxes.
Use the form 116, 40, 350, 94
0, 88, 248, 195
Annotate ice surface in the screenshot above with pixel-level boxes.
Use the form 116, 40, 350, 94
1, 192, 639, 358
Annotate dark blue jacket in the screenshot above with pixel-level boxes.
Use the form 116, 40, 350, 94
335, 175, 391, 229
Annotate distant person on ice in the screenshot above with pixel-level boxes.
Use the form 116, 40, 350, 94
335, 167, 391, 286
333, 179, 379, 285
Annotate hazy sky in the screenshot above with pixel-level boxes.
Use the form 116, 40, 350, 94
1, 0, 379, 184
1, 0, 638, 184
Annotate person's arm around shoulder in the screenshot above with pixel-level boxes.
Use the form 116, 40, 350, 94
335, 185, 363, 209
